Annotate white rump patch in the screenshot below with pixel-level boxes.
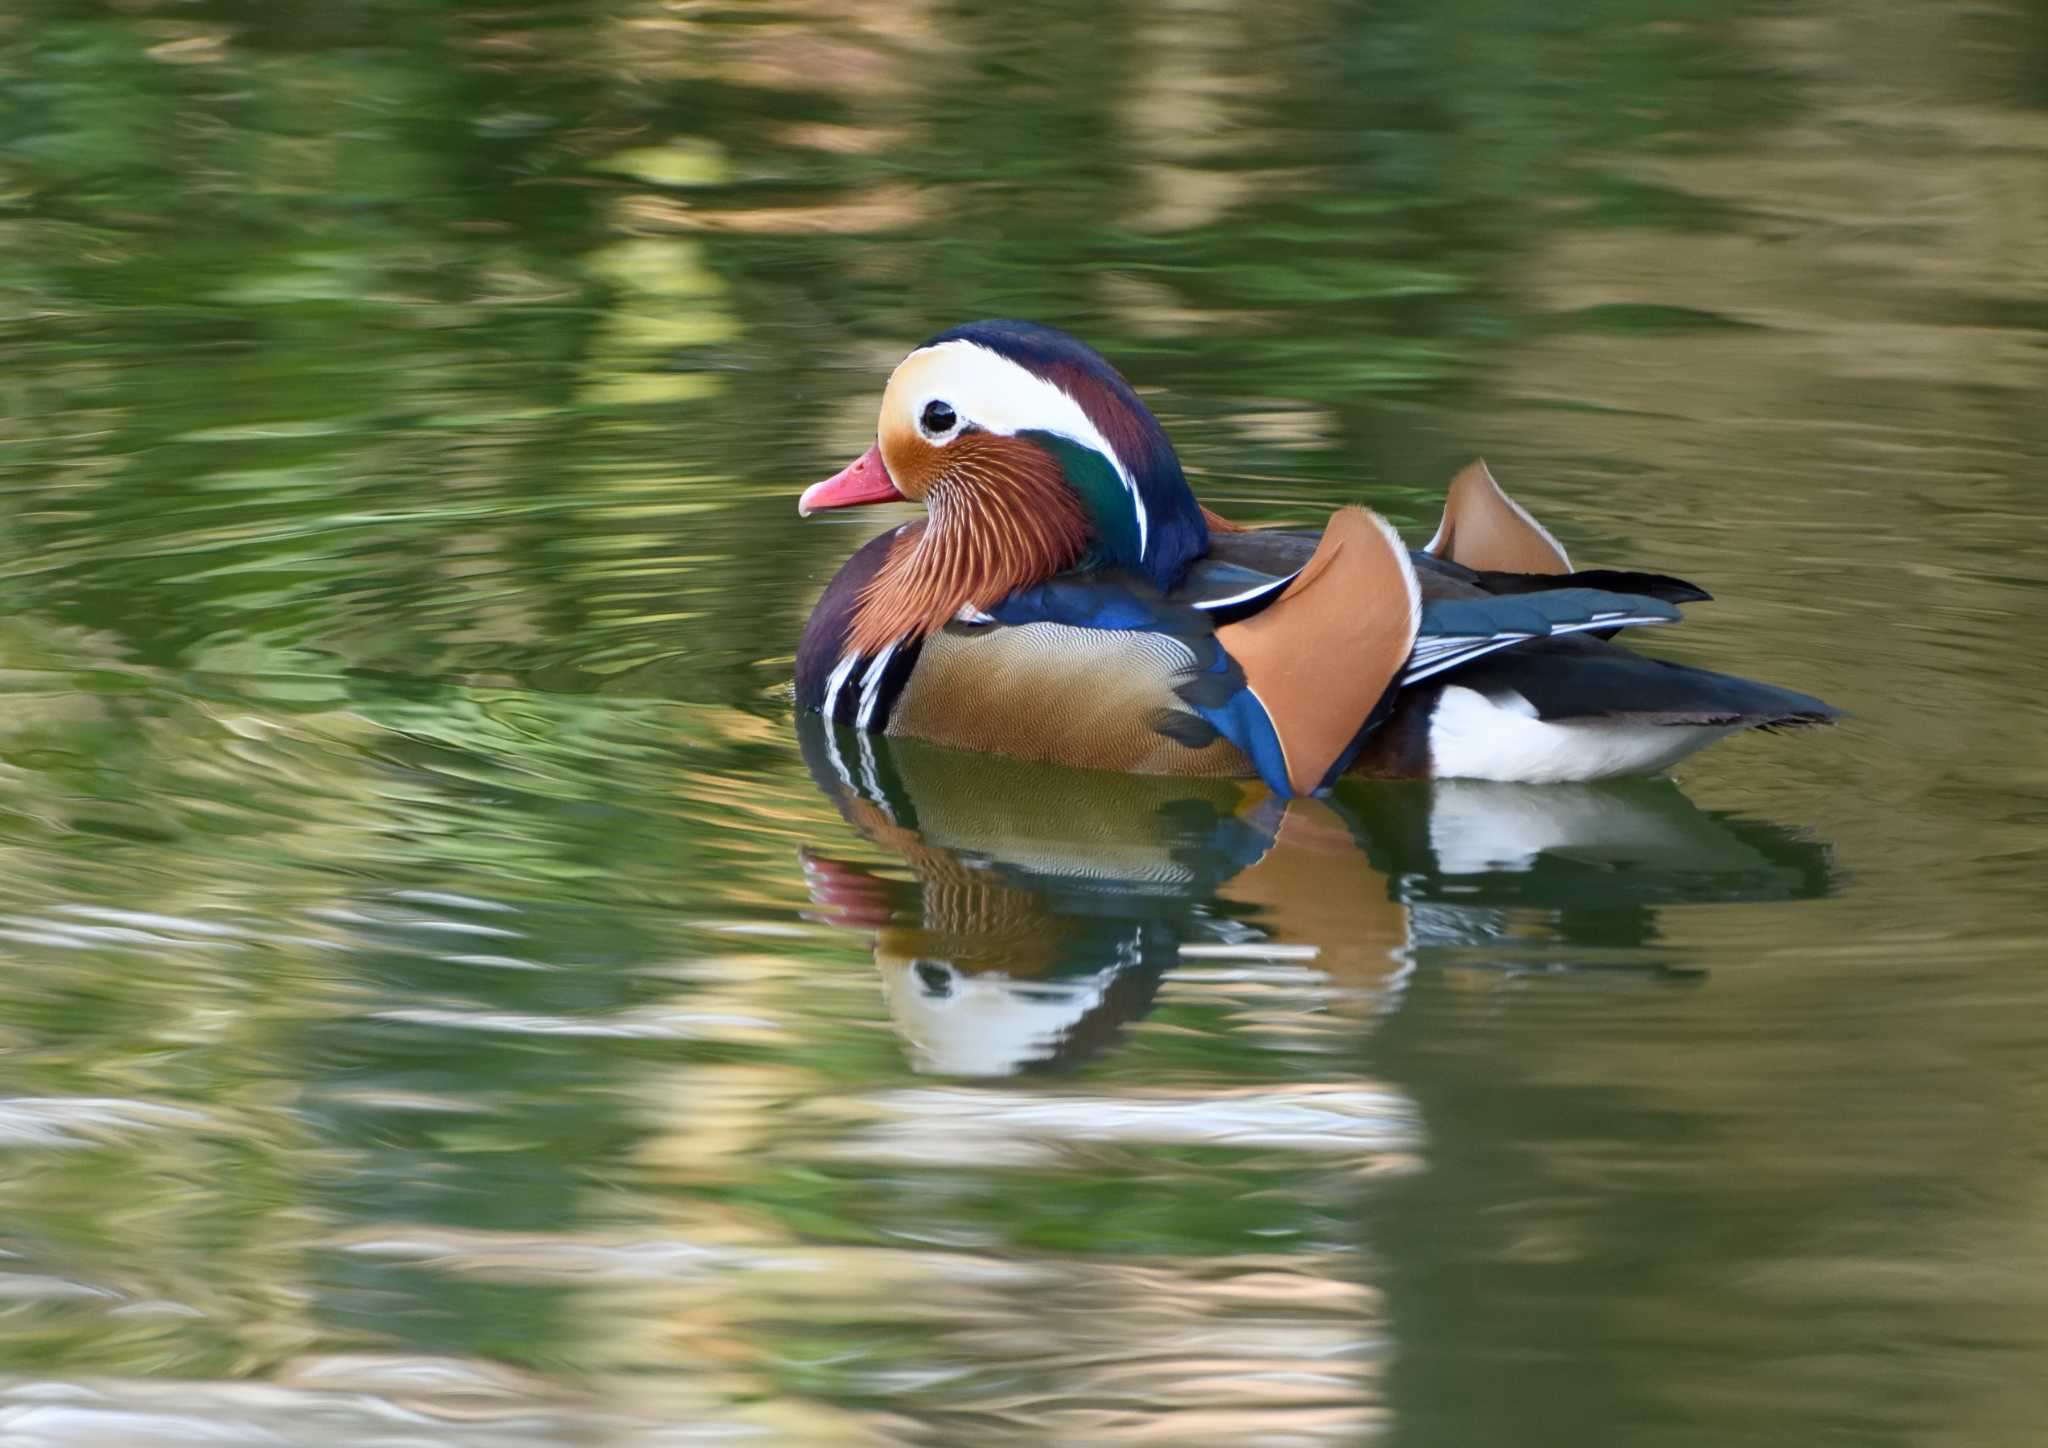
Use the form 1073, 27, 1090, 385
1427, 685, 1736, 783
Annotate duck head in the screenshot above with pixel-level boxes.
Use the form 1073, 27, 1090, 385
801, 321, 1209, 653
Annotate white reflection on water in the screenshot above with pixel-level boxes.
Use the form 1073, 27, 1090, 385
368, 1006, 780, 1039
0, 1099, 214, 1150
0, 1371, 698, 1448
816, 1085, 1417, 1168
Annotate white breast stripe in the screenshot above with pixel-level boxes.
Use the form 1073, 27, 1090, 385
1427, 685, 1734, 782
821, 652, 860, 721
856, 641, 899, 731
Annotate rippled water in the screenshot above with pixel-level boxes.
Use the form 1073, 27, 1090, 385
2, 2, 2046, 1444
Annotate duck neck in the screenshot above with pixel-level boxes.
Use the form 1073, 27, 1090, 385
1019, 431, 1207, 592
846, 464, 1091, 657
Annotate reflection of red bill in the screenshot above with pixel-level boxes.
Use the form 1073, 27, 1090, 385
798, 442, 905, 516
798, 847, 896, 928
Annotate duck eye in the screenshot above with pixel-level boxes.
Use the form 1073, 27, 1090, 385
919, 400, 957, 437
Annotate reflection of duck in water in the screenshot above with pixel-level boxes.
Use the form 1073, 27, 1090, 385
800, 714, 1403, 1076
799, 718, 1833, 1077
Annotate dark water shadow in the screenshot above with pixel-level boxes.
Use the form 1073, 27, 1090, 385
797, 716, 1836, 1078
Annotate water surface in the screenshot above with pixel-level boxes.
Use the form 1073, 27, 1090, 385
2, 2, 2047, 1444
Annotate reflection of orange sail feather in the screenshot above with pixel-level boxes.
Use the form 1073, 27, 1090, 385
1219, 800, 1408, 1000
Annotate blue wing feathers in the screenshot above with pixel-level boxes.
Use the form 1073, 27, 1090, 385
1192, 688, 1292, 796
990, 573, 1176, 631
1407, 588, 1682, 684
1420, 588, 1680, 640
1166, 633, 1295, 795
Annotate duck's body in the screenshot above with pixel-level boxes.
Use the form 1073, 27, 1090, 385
796, 321, 1836, 794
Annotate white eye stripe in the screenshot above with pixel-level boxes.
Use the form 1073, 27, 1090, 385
902, 340, 1149, 557
855, 641, 898, 729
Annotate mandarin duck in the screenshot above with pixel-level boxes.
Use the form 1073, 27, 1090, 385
796, 321, 1837, 795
